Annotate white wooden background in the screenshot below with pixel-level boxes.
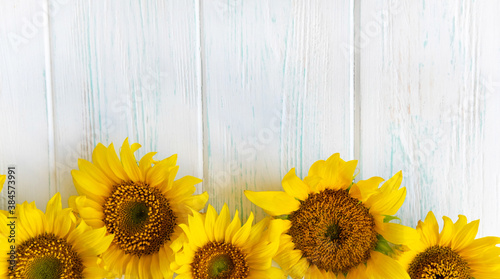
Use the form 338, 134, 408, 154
1, 0, 499, 240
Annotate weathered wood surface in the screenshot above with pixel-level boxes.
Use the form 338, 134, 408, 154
1, 0, 499, 243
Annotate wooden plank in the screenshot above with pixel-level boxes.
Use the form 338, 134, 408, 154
48, 0, 203, 206
0, 1, 53, 210
202, 0, 353, 221
476, 0, 500, 237
358, 0, 500, 236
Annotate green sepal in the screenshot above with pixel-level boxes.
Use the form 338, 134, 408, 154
374, 234, 396, 256
383, 215, 401, 223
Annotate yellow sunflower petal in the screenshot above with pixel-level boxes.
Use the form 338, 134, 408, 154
305, 264, 329, 279
139, 152, 157, 173
214, 204, 231, 242
249, 266, 286, 279
282, 168, 310, 201
204, 204, 218, 242
145, 158, 173, 187
377, 222, 419, 245
460, 236, 500, 257
346, 263, 368, 279
380, 170, 403, 193
168, 175, 201, 200
0, 175, 5, 192
2, 194, 112, 278
369, 187, 406, 216
418, 211, 439, 246
172, 203, 280, 278
244, 190, 300, 216
307, 158, 327, 177
71, 139, 207, 279
71, 170, 108, 202
225, 210, 241, 243
45, 192, 62, 228
366, 251, 410, 279
187, 211, 208, 248
183, 192, 209, 212
120, 138, 142, 182
438, 215, 455, 246
246, 241, 276, 269
321, 154, 357, 191
453, 214, 468, 231
106, 143, 129, 181
92, 143, 121, 183
398, 212, 499, 279
232, 212, 254, 247
278, 252, 309, 278
452, 219, 479, 251
77, 158, 115, 186
18, 201, 46, 237
349, 176, 384, 203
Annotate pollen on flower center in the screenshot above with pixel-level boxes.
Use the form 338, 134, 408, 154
288, 189, 378, 274
191, 242, 249, 279
12, 233, 84, 279
102, 181, 177, 257
408, 246, 471, 279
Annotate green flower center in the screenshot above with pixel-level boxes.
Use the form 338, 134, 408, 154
191, 242, 249, 279
128, 202, 150, 227
208, 255, 234, 278
11, 233, 83, 279
27, 257, 61, 279
408, 246, 471, 279
103, 181, 177, 257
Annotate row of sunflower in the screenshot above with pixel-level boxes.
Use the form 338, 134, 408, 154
0, 139, 499, 278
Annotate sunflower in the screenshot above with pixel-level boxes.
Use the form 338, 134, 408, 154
69, 138, 209, 278
398, 211, 500, 278
170, 203, 286, 278
0, 193, 114, 278
245, 153, 418, 279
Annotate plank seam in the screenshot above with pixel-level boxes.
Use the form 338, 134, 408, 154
44, 0, 58, 197
351, 0, 361, 164
197, 0, 209, 199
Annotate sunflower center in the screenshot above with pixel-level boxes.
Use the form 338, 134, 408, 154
288, 189, 378, 274
408, 246, 471, 279
11, 233, 83, 279
28, 257, 61, 279
102, 181, 177, 257
128, 202, 149, 226
209, 255, 233, 278
325, 223, 342, 241
191, 242, 249, 279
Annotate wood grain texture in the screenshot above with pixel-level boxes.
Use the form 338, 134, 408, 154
358, 0, 500, 237
1, 0, 499, 257
201, 0, 353, 222
48, 0, 203, 206
0, 1, 53, 210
